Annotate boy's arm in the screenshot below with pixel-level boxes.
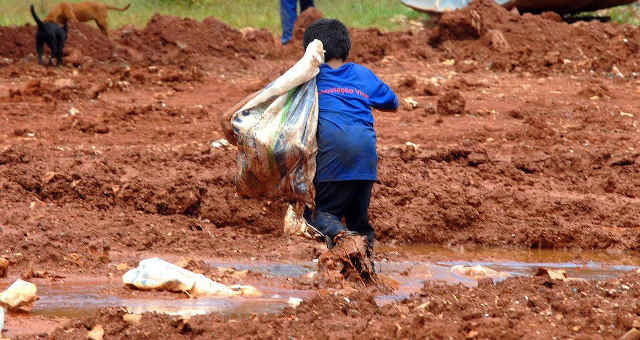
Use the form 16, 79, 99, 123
367, 71, 399, 112
219, 90, 260, 145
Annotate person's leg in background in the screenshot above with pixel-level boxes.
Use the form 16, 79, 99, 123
299, 0, 315, 12
280, 0, 297, 44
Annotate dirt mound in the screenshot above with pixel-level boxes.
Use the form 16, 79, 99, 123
293, 7, 324, 40
0, 15, 276, 66
66, 22, 116, 61
0, 22, 115, 63
0, 25, 35, 61
429, 0, 640, 74
349, 29, 424, 63
117, 14, 275, 63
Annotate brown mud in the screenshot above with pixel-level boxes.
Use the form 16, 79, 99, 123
28, 272, 640, 339
0, 0, 640, 337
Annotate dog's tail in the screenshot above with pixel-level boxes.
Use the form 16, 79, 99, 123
30, 4, 45, 30
106, 3, 130, 11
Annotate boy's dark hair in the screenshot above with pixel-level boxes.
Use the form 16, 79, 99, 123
303, 19, 350, 61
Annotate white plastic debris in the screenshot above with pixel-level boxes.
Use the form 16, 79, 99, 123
123, 258, 257, 297
0, 306, 4, 338
210, 138, 230, 149
287, 297, 302, 308
0, 279, 38, 311
403, 97, 419, 110
405, 141, 419, 152
450, 265, 509, 280
69, 107, 80, 116
283, 204, 319, 240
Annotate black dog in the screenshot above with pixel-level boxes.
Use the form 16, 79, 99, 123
30, 4, 68, 66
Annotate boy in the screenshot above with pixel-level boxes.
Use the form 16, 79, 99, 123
220, 19, 398, 256
302, 19, 398, 254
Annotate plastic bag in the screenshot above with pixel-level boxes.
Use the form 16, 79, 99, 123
123, 258, 253, 297
230, 39, 324, 206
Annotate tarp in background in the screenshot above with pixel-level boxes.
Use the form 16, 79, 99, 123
400, 0, 637, 14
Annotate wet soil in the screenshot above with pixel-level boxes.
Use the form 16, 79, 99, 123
1, 0, 640, 337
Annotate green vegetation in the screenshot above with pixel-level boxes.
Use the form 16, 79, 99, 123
0, 0, 426, 32
607, 3, 640, 25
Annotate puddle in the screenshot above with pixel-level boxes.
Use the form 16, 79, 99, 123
23, 247, 640, 324
33, 282, 308, 319
380, 244, 640, 266
207, 261, 315, 278
374, 245, 640, 304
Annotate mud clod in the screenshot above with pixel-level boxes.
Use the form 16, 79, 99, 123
318, 232, 378, 287
437, 90, 466, 115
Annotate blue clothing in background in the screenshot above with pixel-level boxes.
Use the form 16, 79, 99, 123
280, 0, 315, 44
315, 63, 398, 182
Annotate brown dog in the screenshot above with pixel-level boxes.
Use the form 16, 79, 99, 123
45, 1, 130, 38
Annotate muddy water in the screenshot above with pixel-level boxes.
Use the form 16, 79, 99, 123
27, 247, 640, 322
374, 245, 640, 304
34, 283, 308, 319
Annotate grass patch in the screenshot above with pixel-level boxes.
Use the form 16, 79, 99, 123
1, 0, 427, 33
607, 3, 640, 25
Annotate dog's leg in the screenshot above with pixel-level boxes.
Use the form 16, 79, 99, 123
54, 42, 63, 67
95, 16, 110, 38
48, 35, 58, 66
36, 36, 45, 65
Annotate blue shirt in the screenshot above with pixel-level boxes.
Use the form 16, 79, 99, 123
315, 63, 398, 182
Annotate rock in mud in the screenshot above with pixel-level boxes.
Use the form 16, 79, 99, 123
87, 324, 104, 340
123, 313, 142, 325
318, 232, 378, 287
620, 328, 640, 340
437, 90, 466, 115
0, 279, 38, 312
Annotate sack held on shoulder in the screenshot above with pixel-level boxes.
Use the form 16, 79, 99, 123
229, 40, 325, 207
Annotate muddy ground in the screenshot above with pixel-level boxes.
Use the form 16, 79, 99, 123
1, 0, 639, 338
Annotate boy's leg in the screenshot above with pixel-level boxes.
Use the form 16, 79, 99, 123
344, 181, 375, 255
311, 181, 350, 247
280, 0, 297, 44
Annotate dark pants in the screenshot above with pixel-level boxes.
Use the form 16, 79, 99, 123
280, 0, 315, 44
304, 180, 375, 249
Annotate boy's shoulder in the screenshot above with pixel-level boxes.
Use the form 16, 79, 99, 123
348, 63, 383, 81
347, 62, 372, 74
